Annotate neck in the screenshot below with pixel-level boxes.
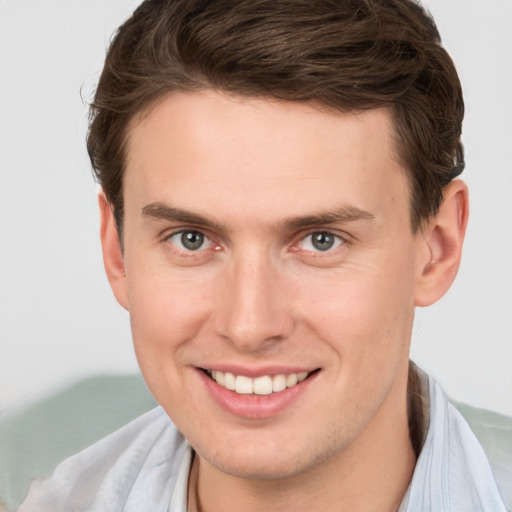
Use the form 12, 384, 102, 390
188, 367, 418, 512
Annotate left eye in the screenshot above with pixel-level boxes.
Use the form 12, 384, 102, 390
168, 230, 213, 251
299, 231, 344, 252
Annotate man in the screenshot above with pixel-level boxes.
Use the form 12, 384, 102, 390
19, 0, 509, 511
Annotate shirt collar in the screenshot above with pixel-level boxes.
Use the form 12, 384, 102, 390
167, 370, 506, 512
400, 371, 507, 512
168, 444, 193, 512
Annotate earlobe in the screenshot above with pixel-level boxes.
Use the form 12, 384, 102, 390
414, 180, 469, 307
98, 192, 129, 310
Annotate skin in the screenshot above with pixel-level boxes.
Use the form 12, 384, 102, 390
100, 90, 468, 512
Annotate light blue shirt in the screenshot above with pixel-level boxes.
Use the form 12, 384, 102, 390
19, 374, 509, 512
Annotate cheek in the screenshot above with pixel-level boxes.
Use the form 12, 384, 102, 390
125, 270, 217, 414
126, 269, 213, 362
299, 259, 416, 365
298, 264, 416, 423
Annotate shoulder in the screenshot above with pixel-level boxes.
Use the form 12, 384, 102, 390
452, 400, 512, 511
411, 372, 511, 511
403, 367, 511, 511
18, 407, 188, 512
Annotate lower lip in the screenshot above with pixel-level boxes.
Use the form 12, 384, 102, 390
197, 370, 317, 419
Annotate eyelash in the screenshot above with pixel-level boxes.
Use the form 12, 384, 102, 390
163, 229, 347, 258
166, 230, 217, 253
296, 231, 345, 253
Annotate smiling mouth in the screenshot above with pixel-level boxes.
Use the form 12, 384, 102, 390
205, 369, 318, 395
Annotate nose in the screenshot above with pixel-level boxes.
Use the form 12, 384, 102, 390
213, 251, 294, 352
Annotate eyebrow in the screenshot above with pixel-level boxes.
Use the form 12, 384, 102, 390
281, 206, 375, 230
141, 202, 224, 231
141, 201, 375, 231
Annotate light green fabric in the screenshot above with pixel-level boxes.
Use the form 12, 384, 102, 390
0, 375, 156, 512
453, 401, 512, 509
1, 375, 510, 512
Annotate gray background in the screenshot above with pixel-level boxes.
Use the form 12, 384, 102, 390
1, 0, 511, 417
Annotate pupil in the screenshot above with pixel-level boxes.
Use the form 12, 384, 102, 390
312, 232, 334, 251
181, 231, 204, 250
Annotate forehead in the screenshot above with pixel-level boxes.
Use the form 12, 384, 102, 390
124, 90, 410, 226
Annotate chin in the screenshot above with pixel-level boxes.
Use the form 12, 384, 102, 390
208, 454, 306, 480
195, 436, 341, 481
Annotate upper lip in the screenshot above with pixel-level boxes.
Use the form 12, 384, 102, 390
199, 365, 318, 378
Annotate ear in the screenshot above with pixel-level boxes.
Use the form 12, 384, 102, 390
99, 191, 129, 310
414, 180, 469, 307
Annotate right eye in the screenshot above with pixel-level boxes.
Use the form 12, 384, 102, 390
297, 231, 344, 252
167, 230, 214, 252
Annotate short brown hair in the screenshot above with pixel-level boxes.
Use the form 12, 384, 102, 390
87, 0, 464, 236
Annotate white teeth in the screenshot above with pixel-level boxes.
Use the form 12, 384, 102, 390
224, 372, 236, 391
297, 371, 308, 382
211, 370, 310, 395
253, 376, 273, 395
272, 374, 287, 392
286, 373, 298, 387
214, 371, 225, 386
235, 375, 253, 394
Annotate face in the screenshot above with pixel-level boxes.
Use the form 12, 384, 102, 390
110, 90, 430, 479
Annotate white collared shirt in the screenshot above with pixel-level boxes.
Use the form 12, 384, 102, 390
19, 373, 509, 512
